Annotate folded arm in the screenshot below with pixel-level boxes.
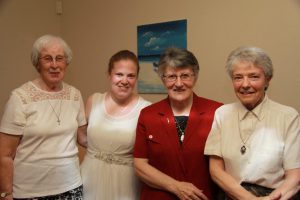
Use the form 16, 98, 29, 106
269, 168, 300, 200
209, 156, 278, 200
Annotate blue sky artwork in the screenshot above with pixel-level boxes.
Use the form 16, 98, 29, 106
138, 19, 187, 57
137, 19, 187, 93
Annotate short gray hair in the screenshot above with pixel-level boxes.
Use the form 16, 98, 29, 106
31, 34, 73, 67
225, 46, 273, 78
158, 47, 199, 77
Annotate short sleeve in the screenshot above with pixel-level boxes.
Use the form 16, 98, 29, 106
204, 108, 222, 157
76, 91, 87, 127
283, 111, 300, 170
0, 92, 26, 135
133, 109, 148, 158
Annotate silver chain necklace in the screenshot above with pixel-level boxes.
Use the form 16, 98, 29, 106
47, 99, 62, 125
238, 112, 255, 155
174, 117, 187, 142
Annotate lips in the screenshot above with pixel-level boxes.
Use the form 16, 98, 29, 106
118, 85, 129, 89
240, 90, 254, 94
173, 88, 185, 92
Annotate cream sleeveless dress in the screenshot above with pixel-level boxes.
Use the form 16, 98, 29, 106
81, 93, 150, 200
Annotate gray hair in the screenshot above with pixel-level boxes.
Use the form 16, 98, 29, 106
157, 47, 199, 77
31, 34, 73, 67
225, 46, 273, 78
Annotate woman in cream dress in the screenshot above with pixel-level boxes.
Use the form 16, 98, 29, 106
78, 50, 150, 200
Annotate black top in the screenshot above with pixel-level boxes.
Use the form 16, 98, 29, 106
174, 116, 188, 144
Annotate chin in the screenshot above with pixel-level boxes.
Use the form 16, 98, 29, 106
117, 92, 132, 99
171, 95, 191, 103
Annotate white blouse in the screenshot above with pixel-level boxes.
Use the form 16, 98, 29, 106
0, 81, 86, 198
204, 96, 300, 188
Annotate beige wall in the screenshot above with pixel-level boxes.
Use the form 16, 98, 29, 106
62, 0, 300, 111
1, 0, 300, 115
0, 0, 61, 115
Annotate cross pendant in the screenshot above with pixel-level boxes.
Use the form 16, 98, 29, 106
57, 119, 61, 125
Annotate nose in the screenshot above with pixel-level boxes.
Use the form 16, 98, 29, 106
241, 77, 250, 88
50, 59, 59, 68
120, 76, 129, 84
174, 76, 184, 87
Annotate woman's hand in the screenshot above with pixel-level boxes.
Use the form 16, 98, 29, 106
1, 194, 13, 200
134, 158, 209, 199
251, 193, 281, 200
172, 181, 208, 200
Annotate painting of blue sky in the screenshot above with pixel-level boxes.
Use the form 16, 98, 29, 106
137, 19, 187, 93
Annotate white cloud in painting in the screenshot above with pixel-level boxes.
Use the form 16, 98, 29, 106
142, 31, 153, 38
161, 31, 173, 37
145, 37, 159, 47
152, 46, 160, 51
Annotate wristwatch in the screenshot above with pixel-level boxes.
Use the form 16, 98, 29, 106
0, 192, 12, 198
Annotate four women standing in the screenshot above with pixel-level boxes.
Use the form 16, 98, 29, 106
0, 35, 299, 200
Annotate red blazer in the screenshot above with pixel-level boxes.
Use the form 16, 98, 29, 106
134, 93, 222, 200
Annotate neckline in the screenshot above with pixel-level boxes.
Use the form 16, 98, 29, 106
30, 81, 64, 94
238, 95, 268, 121
102, 92, 141, 120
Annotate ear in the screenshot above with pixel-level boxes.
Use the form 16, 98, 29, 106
107, 71, 113, 83
266, 76, 272, 83
265, 76, 272, 91
36, 65, 41, 73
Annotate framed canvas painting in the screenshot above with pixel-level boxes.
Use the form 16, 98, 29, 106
137, 19, 187, 93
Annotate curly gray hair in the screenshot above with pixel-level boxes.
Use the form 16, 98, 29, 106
31, 34, 73, 68
225, 46, 273, 79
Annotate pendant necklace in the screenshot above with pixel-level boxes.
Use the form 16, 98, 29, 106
48, 99, 62, 125
238, 112, 254, 155
174, 116, 188, 143
175, 120, 185, 142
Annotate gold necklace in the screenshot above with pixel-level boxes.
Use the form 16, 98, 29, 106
48, 99, 62, 125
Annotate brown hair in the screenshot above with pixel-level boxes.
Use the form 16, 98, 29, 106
108, 50, 140, 75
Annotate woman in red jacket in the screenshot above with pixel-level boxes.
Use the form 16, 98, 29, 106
134, 47, 222, 200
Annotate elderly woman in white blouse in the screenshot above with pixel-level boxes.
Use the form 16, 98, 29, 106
205, 46, 300, 200
0, 35, 86, 200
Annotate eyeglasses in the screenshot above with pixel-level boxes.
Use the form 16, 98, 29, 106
162, 73, 195, 82
39, 55, 66, 64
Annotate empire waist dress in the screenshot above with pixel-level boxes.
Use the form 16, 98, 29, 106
81, 93, 150, 200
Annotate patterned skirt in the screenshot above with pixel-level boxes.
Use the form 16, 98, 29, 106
14, 185, 83, 200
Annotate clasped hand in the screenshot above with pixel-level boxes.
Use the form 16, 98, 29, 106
174, 181, 208, 200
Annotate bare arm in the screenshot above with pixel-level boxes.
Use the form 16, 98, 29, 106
134, 158, 208, 200
269, 168, 300, 200
77, 94, 94, 148
77, 125, 87, 148
0, 132, 21, 200
209, 156, 277, 200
